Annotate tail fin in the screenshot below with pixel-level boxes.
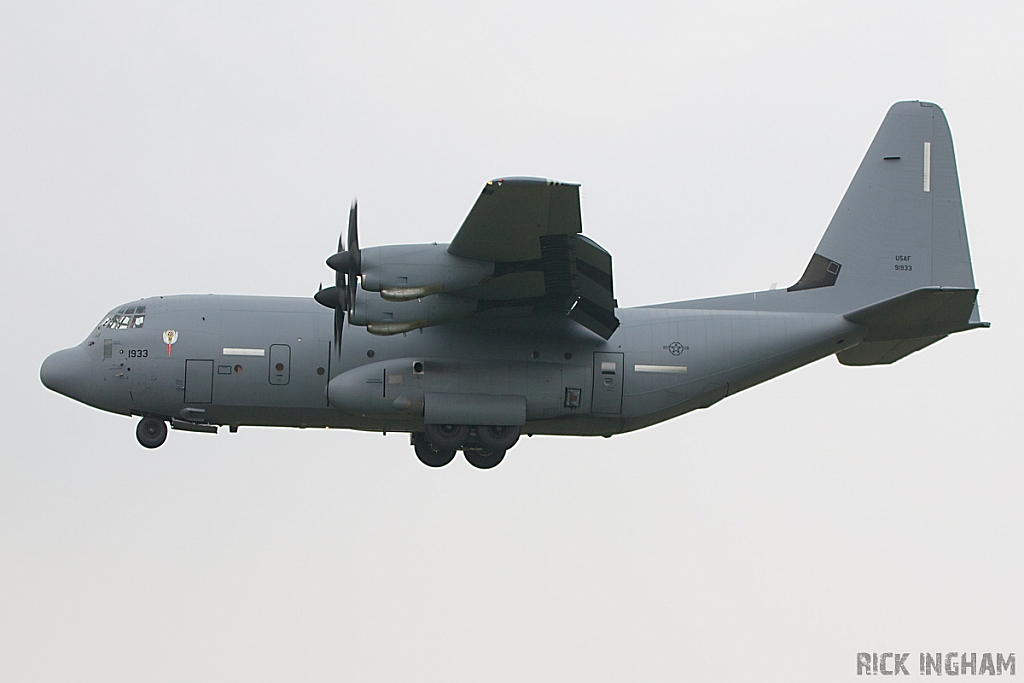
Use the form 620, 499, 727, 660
790, 101, 978, 311
657, 102, 987, 365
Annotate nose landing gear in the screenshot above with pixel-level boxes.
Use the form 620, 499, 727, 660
136, 416, 168, 449
412, 424, 521, 469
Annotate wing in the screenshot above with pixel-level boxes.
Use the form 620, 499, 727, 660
448, 177, 619, 339
449, 177, 582, 261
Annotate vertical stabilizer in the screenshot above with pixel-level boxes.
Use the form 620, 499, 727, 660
789, 101, 977, 313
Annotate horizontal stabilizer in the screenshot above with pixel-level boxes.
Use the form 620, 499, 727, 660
843, 286, 985, 341
837, 336, 946, 366
838, 286, 988, 366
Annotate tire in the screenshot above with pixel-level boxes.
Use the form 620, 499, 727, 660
413, 433, 456, 468
424, 424, 470, 450
136, 417, 167, 449
476, 425, 520, 451
464, 447, 506, 470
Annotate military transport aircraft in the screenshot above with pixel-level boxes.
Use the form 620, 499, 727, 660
40, 101, 987, 469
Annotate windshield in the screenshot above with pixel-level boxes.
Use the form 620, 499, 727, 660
98, 305, 146, 330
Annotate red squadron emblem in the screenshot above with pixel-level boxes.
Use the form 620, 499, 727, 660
162, 330, 178, 356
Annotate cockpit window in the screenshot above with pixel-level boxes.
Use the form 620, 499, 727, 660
99, 305, 146, 330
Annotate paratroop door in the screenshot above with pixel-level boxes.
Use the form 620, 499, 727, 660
269, 344, 291, 385
592, 352, 623, 414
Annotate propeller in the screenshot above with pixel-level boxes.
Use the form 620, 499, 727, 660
315, 199, 360, 354
325, 200, 361, 307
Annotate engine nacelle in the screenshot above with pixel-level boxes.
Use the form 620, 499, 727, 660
358, 244, 493, 298
348, 288, 476, 335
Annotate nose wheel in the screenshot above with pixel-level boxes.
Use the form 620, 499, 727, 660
136, 416, 167, 449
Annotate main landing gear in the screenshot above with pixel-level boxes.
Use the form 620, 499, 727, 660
136, 416, 168, 449
412, 424, 521, 469
412, 433, 457, 467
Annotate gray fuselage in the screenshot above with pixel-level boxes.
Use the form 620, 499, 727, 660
42, 293, 862, 436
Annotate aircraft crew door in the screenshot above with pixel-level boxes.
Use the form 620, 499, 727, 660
185, 359, 214, 404
592, 352, 623, 414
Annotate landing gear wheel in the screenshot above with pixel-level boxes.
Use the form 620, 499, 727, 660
424, 424, 470, 451
476, 425, 520, 451
136, 417, 167, 449
413, 433, 456, 468
464, 447, 506, 470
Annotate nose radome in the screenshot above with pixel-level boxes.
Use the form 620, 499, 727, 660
40, 346, 92, 400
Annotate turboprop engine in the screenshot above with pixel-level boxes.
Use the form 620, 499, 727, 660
348, 287, 478, 336
328, 243, 493, 335
357, 243, 494, 301
317, 200, 497, 336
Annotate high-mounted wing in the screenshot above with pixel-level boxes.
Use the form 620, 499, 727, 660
449, 177, 582, 261
317, 177, 620, 339
448, 177, 619, 339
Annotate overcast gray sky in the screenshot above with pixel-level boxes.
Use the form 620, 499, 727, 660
2, 2, 1022, 681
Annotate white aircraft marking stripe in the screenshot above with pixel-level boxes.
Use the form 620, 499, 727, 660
923, 141, 931, 192
634, 364, 687, 374
223, 348, 265, 356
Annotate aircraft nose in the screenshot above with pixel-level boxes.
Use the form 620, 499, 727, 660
40, 346, 92, 399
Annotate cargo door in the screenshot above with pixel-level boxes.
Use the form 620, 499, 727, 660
592, 352, 623, 414
185, 359, 214, 404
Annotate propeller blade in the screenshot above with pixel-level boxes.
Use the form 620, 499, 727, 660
334, 306, 344, 356
347, 200, 359, 261
346, 199, 360, 314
